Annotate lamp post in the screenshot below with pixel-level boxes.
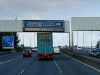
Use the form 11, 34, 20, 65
23, 33, 24, 50
91, 31, 92, 49
77, 31, 78, 47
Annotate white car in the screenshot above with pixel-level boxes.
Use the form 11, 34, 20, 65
77, 47, 82, 50
54, 47, 60, 54
31, 48, 37, 52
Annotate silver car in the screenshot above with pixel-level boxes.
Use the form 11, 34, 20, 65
88, 48, 100, 58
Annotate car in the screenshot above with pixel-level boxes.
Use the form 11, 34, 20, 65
77, 47, 82, 50
23, 49, 32, 57
53, 47, 60, 54
88, 48, 100, 58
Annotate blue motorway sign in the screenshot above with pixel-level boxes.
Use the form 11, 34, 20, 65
2, 36, 14, 49
23, 20, 64, 28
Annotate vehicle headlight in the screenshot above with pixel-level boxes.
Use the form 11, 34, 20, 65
91, 53, 94, 54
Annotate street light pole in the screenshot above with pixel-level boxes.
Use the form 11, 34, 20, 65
23, 33, 24, 49
91, 31, 92, 49
23, 33, 24, 45
83, 31, 84, 48
34, 32, 35, 47
77, 31, 78, 47
30, 33, 31, 47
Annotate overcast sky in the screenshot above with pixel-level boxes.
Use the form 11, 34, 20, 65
1, 0, 100, 47
0, 0, 100, 20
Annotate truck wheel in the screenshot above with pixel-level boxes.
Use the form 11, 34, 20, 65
38, 57, 41, 60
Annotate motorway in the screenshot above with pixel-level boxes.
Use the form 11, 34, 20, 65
0, 52, 100, 75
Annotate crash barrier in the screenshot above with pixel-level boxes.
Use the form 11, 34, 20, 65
61, 50, 100, 70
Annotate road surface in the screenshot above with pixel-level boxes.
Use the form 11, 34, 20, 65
0, 52, 100, 75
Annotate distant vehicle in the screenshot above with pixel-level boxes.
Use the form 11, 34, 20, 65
31, 48, 37, 52
88, 48, 100, 58
61, 45, 69, 51
23, 49, 32, 57
37, 33, 53, 60
77, 47, 82, 50
54, 47, 60, 54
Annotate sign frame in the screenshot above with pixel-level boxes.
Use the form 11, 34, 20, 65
23, 20, 64, 32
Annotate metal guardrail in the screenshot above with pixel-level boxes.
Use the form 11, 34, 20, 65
79, 55, 100, 62
72, 53, 100, 64
61, 50, 100, 69
63, 50, 100, 61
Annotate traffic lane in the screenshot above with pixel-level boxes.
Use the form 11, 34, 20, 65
54, 53, 100, 75
0, 52, 37, 75
0, 52, 22, 62
23, 58, 61, 75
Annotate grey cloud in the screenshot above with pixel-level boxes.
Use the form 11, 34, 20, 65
0, 0, 85, 12
0, 0, 85, 19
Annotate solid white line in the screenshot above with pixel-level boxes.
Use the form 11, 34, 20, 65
62, 53, 100, 73
0, 59, 15, 65
20, 68, 25, 74
53, 59, 62, 74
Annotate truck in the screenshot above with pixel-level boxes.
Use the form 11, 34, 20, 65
37, 32, 53, 60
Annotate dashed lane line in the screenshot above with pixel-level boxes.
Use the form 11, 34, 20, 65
53, 59, 63, 75
20, 68, 25, 74
20, 57, 36, 75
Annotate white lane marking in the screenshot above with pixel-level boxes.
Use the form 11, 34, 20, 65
0, 59, 15, 65
53, 59, 63, 74
62, 53, 100, 73
20, 68, 25, 74
20, 58, 33, 74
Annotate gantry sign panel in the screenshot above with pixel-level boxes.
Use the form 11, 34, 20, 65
0, 20, 70, 32
71, 17, 100, 31
23, 20, 64, 32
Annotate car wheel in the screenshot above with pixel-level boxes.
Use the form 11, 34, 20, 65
98, 54, 100, 58
23, 55, 25, 57
30, 55, 32, 57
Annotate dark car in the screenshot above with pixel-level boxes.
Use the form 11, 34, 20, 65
88, 48, 100, 58
23, 49, 32, 57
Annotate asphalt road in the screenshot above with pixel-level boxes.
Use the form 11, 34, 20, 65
0, 52, 100, 75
